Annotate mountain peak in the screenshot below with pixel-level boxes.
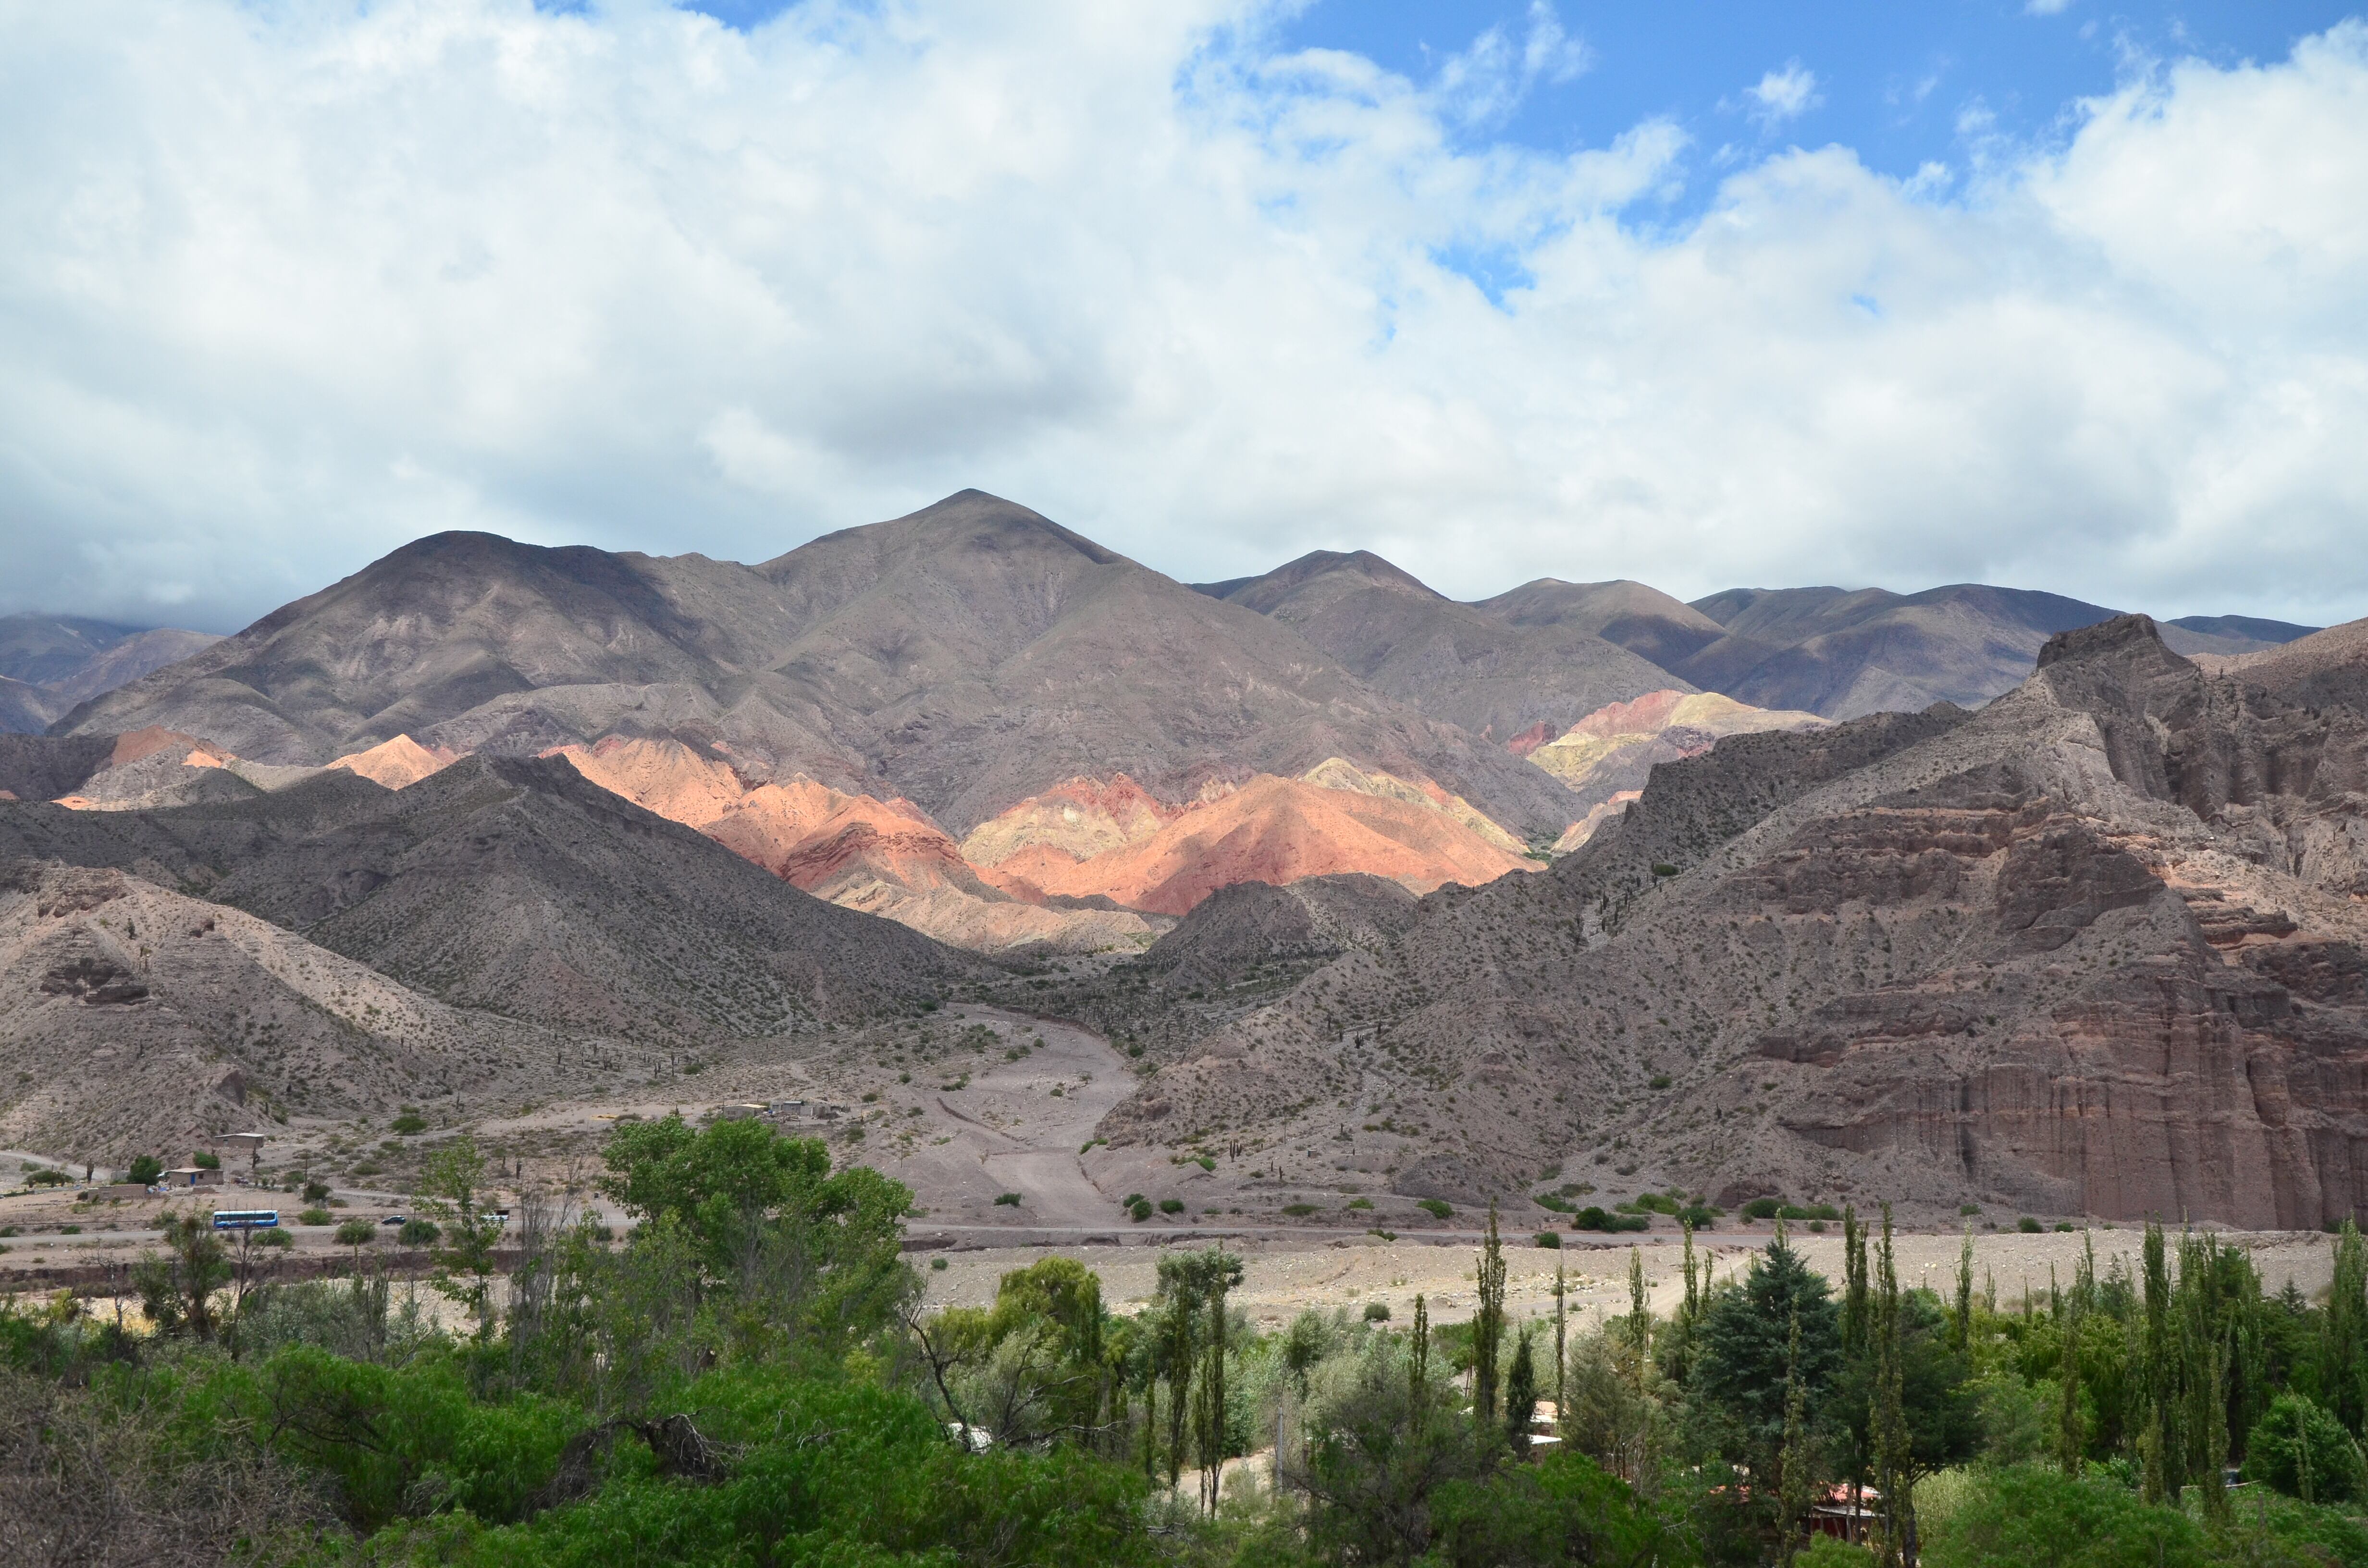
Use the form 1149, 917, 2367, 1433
1213, 549, 1443, 616
2035, 612, 2166, 669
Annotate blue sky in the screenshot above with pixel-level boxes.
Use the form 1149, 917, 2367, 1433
1271, 2, 2357, 196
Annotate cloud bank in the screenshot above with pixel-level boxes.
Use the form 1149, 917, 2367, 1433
1, 0, 2363, 631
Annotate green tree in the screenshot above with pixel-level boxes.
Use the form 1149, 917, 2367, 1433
132, 1212, 230, 1340
1691, 1230, 1841, 1479
1473, 1203, 1507, 1431
125, 1154, 163, 1186
1505, 1324, 1540, 1453
418, 1136, 505, 1337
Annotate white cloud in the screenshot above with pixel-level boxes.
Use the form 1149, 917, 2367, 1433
2025, 0, 2075, 16
1745, 60, 1824, 127
0, 2, 2364, 633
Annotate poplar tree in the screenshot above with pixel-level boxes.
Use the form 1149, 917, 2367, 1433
1553, 1262, 1569, 1418
1841, 1206, 1870, 1359
1778, 1307, 1813, 1564
1952, 1226, 1974, 1353
1473, 1204, 1507, 1429
1872, 1205, 1912, 1568
1627, 1246, 1653, 1391
2327, 1219, 2368, 1435
1409, 1291, 1431, 1434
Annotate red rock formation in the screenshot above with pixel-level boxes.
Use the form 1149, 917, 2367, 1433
551, 737, 1160, 953
997, 773, 1535, 916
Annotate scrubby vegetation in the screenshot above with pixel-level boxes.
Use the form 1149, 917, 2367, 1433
10, 1123, 2368, 1566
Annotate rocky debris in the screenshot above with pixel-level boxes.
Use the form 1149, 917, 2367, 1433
0, 861, 591, 1161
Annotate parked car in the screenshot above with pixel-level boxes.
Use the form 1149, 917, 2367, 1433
379, 1213, 407, 1226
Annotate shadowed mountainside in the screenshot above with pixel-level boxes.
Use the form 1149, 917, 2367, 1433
1200, 551, 1690, 748
0, 755, 984, 1039
0, 615, 220, 733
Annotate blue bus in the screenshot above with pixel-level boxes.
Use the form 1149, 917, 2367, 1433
212, 1209, 280, 1230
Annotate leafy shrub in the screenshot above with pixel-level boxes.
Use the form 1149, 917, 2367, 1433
1121, 1193, 1144, 1207
1647, 1075, 1672, 1090
1740, 1197, 1783, 1220
1128, 1201, 1152, 1222
1923, 1465, 2211, 1568
298, 1208, 334, 1226
192, 1152, 221, 1170
1363, 1300, 1392, 1322
1632, 1193, 1680, 1215
1534, 1231, 1561, 1249
390, 1114, 427, 1135
1960, 1203, 1982, 1216
1677, 1204, 1722, 1229
1651, 863, 1679, 877
930, 1257, 949, 1271
1346, 1197, 1373, 1210
257, 1227, 293, 1249
1572, 1207, 1651, 1233
302, 1180, 332, 1203
1158, 1199, 1184, 1214
1283, 1203, 1318, 1217
25, 1168, 67, 1188
1417, 1199, 1453, 1220
334, 1220, 376, 1249
2017, 1216, 2043, 1233
397, 1218, 439, 1247
993, 1193, 1022, 1207
2245, 1393, 2367, 1502
126, 1154, 164, 1185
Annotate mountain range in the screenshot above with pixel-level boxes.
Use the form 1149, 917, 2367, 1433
3, 488, 2356, 1224
0, 614, 219, 733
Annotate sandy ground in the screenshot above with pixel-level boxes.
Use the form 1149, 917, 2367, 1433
920, 1227, 2345, 1331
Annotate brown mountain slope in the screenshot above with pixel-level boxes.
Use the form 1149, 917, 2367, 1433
60, 492, 1577, 840
1670, 585, 2132, 718
1205, 551, 1686, 749
0, 860, 586, 1164
1472, 578, 1730, 673
0, 755, 985, 1038
1096, 613, 2368, 1228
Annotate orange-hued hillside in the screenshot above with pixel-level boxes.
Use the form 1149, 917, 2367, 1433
986, 772, 1536, 917
326, 734, 461, 790
550, 737, 1161, 954
958, 773, 1179, 867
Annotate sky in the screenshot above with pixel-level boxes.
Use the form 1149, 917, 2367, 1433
1, 0, 2363, 635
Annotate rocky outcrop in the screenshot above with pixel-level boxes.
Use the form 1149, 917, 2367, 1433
1099, 612, 2368, 1227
